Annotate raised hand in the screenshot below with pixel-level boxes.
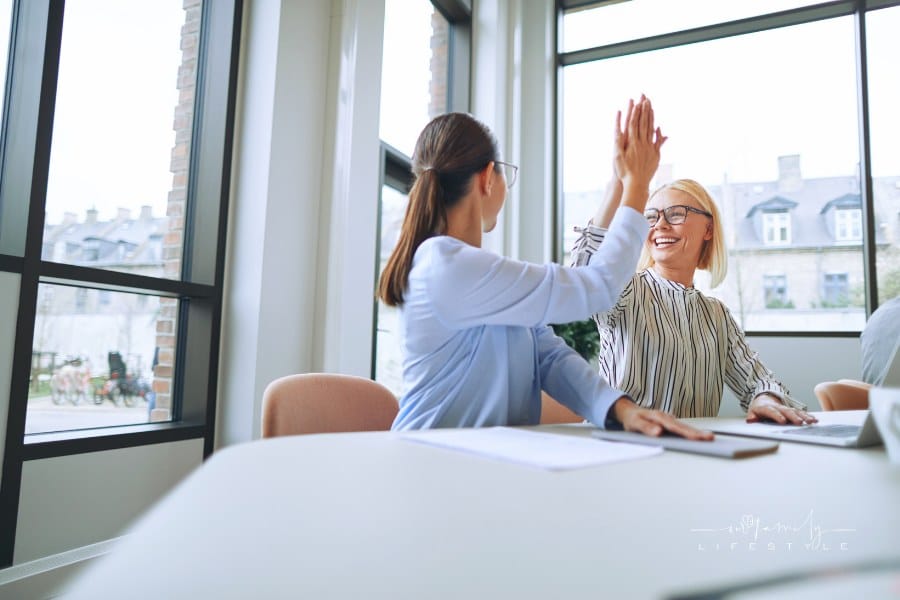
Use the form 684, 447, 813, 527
616, 95, 667, 214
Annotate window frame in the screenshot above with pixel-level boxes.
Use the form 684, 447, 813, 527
555, 0, 900, 335
0, 0, 243, 568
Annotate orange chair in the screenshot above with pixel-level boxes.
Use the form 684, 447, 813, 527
540, 391, 584, 424
813, 379, 871, 411
261, 373, 399, 437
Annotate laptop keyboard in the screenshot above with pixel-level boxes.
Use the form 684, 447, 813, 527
780, 424, 861, 438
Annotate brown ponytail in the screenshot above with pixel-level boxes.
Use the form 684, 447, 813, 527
377, 113, 499, 306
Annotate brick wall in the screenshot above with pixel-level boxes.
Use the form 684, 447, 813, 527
151, 0, 201, 422
428, 10, 448, 119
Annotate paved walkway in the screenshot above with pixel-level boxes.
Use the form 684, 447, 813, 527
25, 393, 152, 435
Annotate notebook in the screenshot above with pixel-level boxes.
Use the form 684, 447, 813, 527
707, 410, 882, 448
590, 429, 779, 458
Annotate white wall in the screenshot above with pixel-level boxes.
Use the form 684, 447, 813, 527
217, 0, 385, 449
14, 438, 202, 563
719, 336, 861, 417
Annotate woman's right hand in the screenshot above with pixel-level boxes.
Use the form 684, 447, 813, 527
612, 397, 714, 440
615, 95, 667, 214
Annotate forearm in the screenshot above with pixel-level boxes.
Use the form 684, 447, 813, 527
618, 177, 651, 215
592, 177, 623, 228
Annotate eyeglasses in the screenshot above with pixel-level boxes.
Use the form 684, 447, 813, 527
644, 205, 712, 226
495, 160, 518, 189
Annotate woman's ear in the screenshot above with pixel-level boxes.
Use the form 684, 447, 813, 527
703, 222, 714, 241
478, 161, 495, 196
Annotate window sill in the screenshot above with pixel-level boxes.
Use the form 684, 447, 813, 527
22, 421, 207, 460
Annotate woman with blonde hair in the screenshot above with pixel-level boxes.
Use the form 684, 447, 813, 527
379, 97, 711, 439
571, 177, 816, 423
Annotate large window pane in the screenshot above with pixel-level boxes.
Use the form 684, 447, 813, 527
27, 283, 177, 434
561, 17, 864, 332
379, 0, 449, 158
44, 0, 192, 279
561, 0, 822, 52
374, 185, 407, 397
867, 6, 900, 305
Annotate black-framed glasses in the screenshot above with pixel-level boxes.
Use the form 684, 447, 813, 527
644, 205, 712, 226
495, 160, 518, 189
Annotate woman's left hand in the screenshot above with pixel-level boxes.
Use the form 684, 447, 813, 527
746, 394, 818, 425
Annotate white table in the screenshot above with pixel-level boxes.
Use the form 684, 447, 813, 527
62, 414, 900, 599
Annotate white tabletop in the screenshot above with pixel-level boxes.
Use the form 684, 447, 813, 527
62, 414, 900, 599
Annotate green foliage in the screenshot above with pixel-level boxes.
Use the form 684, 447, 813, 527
765, 298, 795, 309
551, 319, 601, 363
879, 266, 900, 303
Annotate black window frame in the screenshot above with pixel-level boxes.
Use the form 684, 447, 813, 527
0, 0, 243, 568
555, 0, 900, 337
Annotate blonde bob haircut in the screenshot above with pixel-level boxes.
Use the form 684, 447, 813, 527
637, 178, 728, 288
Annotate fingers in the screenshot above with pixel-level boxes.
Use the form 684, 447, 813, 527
614, 110, 624, 150
639, 96, 653, 142
627, 100, 642, 142
625, 410, 714, 441
644, 411, 714, 440
746, 404, 818, 425
620, 99, 634, 147
654, 127, 668, 151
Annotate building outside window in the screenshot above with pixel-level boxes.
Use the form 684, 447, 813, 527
834, 208, 862, 241
763, 211, 792, 246
763, 275, 790, 309
823, 273, 851, 307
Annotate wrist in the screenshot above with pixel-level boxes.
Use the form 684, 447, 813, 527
612, 396, 636, 424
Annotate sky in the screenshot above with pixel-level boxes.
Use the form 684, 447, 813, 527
35, 1, 183, 225
561, 4, 900, 192
380, 0, 435, 159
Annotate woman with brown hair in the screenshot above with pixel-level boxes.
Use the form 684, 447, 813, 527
379, 96, 710, 439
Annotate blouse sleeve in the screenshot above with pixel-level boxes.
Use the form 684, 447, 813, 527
721, 304, 806, 411
534, 325, 624, 427
427, 207, 648, 329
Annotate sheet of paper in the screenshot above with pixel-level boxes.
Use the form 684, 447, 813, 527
399, 426, 662, 470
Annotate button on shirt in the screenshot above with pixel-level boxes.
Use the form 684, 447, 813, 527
392, 208, 648, 430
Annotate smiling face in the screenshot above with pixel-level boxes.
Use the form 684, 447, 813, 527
645, 188, 713, 274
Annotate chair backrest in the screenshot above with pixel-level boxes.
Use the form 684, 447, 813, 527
540, 391, 583, 424
813, 379, 871, 411
262, 373, 399, 437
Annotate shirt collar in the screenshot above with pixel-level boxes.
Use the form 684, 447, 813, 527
644, 266, 696, 293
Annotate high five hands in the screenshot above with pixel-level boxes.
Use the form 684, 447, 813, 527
613, 94, 668, 215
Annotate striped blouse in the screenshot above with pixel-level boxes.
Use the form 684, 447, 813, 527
571, 224, 804, 418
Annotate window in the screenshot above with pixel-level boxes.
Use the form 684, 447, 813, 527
763, 275, 790, 309
559, 3, 878, 332
373, 0, 470, 396
763, 211, 792, 246
834, 208, 862, 242
867, 5, 900, 305
560, 0, 824, 52
378, 0, 450, 158
823, 273, 850, 307
0, 0, 241, 568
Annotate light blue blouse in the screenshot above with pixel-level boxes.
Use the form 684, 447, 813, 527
391, 207, 649, 430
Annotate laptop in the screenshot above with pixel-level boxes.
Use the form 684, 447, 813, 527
707, 344, 900, 448
707, 411, 882, 448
